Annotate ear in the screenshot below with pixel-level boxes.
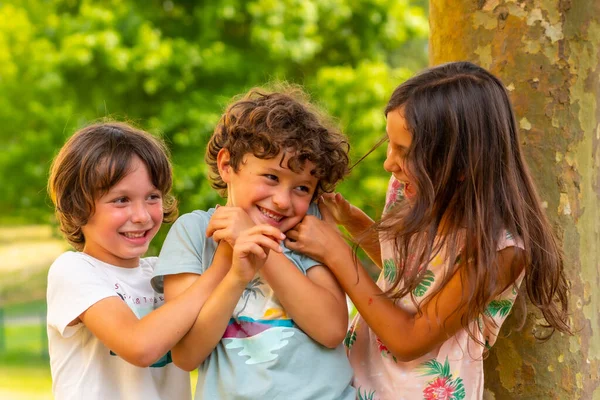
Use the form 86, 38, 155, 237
217, 148, 233, 183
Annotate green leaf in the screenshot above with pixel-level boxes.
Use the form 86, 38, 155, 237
413, 269, 435, 297
383, 259, 397, 283
485, 299, 513, 318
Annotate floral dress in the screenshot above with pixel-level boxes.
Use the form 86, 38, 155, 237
346, 177, 524, 400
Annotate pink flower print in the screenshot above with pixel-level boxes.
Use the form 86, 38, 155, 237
375, 337, 397, 363
384, 179, 404, 212
423, 377, 455, 400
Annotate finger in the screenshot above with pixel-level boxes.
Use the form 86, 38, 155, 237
236, 242, 269, 260
318, 197, 337, 224
285, 229, 299, 241
284, 238, 299, 251
211, 228, 230, 243
247, 224, 286, 241
321, 192, 336, 202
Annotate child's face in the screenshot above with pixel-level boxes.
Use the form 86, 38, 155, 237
81, 156, 163, 268
221, 151, 318, 233
384, 108, 416, 201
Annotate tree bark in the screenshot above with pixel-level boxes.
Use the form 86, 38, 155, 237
429, 1, 600, 398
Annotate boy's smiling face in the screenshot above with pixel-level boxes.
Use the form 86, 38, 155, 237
82, 155, 163, 268
219, 150, 318, 233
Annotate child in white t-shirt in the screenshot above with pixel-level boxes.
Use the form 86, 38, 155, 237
46, 122, 216, 399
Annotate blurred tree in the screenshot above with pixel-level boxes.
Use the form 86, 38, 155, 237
0, 0, 428, 251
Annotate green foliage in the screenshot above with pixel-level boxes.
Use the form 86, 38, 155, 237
0, 0, 428, 250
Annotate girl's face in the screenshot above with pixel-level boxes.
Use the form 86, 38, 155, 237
81, 156, 163, 268
219, 149, 318, 233
383, 108, 416, 200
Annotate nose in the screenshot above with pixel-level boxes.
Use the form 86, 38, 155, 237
272, 189, 291, 211
383, 144, 400, 173
131, 201, 151, 224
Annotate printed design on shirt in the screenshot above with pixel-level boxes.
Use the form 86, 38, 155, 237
484, 299, 514, 319
383, 259, 397, 283
418, 357, 465, 400
376, 337, 397, 363
357, 386, 376, 400
413, 269, 435, 297
223, 316, 296, 365
235, 277, 265, 317
384, 179, 404, 213
344, 323, 357, 349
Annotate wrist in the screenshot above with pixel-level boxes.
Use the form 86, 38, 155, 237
323, 239, 353, 267
223, 269, 252, 291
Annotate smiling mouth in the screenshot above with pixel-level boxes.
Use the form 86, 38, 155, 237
121, 231, 147, 239
257, 206, 284, 222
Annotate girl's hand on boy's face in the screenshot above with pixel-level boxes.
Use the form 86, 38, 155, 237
207, 206, 256, 246
319, 193, 354, 226
285, 214, 349, 265
230, 225, 285, 283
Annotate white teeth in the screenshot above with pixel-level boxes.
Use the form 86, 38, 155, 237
123, 232, 145, 239
259, 207, 283, 222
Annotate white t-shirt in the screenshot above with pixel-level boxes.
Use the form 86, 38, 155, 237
47, 251, 190, 400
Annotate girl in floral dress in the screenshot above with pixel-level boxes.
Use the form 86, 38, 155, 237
286, 62, 571, 399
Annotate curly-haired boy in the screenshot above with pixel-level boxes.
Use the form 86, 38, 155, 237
152, 86, 355, 399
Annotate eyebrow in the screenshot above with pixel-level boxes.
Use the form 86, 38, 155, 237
264, 167, 316, 186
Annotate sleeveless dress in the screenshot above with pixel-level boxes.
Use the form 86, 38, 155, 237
346, 177, 524, 400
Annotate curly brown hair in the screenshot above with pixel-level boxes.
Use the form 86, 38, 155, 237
48, 122, 178, 250
205, 86, 350, 198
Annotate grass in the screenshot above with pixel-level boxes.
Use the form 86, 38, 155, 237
0, 365, 52, 400
0, 226, 58, 399
0, 322, 51, 399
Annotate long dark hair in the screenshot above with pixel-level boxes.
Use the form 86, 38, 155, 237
376, 61, 569, 339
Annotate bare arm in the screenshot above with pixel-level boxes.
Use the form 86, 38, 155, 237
319, 193, 382, 268
286, 213, 522, 362
260, 252, 348, 348
78, 269, 223, 368
163, 242, 233, 370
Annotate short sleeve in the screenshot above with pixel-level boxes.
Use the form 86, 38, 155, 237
480, 230, 525, 348
152, 210, 215, 291
47, 252, 119, 337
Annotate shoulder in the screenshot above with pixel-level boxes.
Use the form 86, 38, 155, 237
497, 230, 524, 251
163, 208, 216, 244
49, 251, 98, 277
173, 208, 215, 229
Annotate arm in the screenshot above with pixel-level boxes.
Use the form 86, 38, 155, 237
163, 242, 233, 370
319, 193, 382, 268
169, 224, 285, 370
286, 215, 522, 362
260, 252, 348, 348
78, 269, 223, 368
163, 206, 257, 370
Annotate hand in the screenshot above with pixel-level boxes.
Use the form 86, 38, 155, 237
285, 211, 351, 265
207, 206, 255, 246
319, 193, 355, 227
230, 225, 285, 283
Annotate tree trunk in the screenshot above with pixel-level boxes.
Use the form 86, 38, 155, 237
429, 1, 600, 398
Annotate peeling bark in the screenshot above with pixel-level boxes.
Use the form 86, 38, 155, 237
429, 1, 600, 398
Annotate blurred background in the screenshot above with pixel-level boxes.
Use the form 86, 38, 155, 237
0, 0, 428, 397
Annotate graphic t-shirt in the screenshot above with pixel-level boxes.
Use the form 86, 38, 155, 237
153, 205, 355, 400
347, 177, 524, 400
47, 252, 190, 400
